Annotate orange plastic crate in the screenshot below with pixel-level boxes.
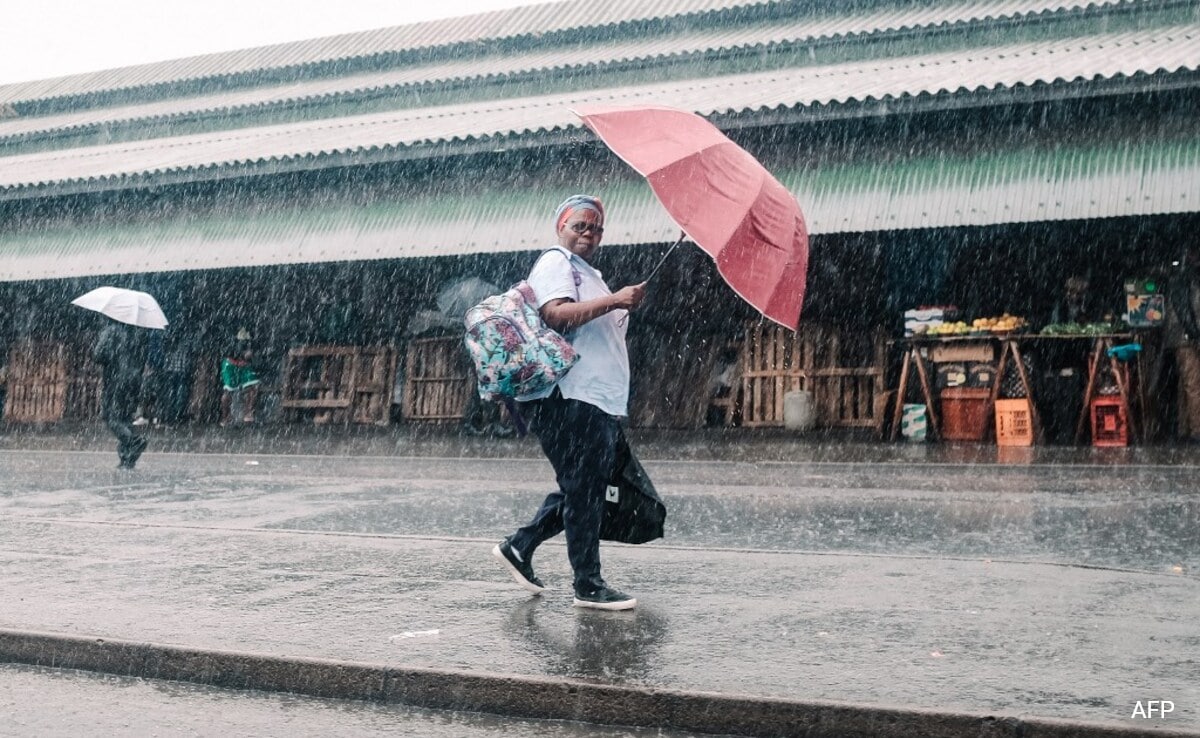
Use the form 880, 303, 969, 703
1090, 397, 1128, 447
995, 399, 1033, 447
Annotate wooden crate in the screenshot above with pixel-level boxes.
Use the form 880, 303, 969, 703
739, 323, 837, 427
737, 322, 887, 433
5, 340, 69, 423
280, 345, 397, 425
64, 343, 102, 420
350, 347, 398, 426
402, 337, 473, 424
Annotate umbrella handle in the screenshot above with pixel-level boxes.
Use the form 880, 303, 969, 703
618, 232, 687, 327
644, 231, 688, 284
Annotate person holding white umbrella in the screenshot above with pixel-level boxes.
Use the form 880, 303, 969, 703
72, 287, 168, 470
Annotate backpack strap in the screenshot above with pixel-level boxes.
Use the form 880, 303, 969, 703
531, 247, 581, 302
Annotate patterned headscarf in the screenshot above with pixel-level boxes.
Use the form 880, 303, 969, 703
554, 194, 605, 233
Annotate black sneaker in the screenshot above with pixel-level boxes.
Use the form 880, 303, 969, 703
492, 540, 546, 594
573, 585, 636, 611
128, 435, 149, 466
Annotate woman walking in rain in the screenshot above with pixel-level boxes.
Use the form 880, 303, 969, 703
492, 194, 649, 611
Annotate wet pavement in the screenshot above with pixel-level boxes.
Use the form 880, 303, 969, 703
0, 441, 1197, 734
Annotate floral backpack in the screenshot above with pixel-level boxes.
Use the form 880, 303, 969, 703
463, 280, 578, 404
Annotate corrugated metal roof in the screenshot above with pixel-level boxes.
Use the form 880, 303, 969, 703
0, 0, 1147, 108
2, 133, 1196, 281
0, 0, 778, 106
1, 25, 1196, 192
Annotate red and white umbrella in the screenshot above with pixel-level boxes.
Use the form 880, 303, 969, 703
574, 104, 809, 330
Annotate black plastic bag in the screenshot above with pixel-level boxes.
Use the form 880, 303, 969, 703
599, 438, 665, 544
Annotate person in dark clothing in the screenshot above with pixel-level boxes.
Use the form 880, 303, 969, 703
1046, 275, 1095, 327
1037, 275, 1101, 443
92, 321, 151, 469
158, 328, 192, 425
1165, 244, 1200, 441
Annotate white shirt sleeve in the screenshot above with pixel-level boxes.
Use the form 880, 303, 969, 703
526, 249, 578, 307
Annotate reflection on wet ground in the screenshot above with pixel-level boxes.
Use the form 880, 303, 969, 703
9, 452, 1186, 571
504, 599, 670, 683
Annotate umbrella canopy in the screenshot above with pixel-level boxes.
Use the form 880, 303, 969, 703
71, 286, 169, 329
574, 105, 809, 330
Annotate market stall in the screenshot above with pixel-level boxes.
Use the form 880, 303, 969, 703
890, 308, 1145, 446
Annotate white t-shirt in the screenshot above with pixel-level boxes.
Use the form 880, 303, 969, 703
525, 246, 630, 417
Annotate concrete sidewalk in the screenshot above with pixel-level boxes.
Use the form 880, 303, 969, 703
1, 513, 1196, 736
1, 446, 1197, 736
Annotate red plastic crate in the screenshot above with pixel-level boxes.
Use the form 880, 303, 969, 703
939, 388, 990, 441
1090, 397, 1128, 447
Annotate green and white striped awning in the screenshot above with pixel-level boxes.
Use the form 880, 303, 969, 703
2, 133, 1197, 282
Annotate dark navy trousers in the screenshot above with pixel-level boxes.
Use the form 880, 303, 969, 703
101, 381, 141, 465
508, 392, 620, 594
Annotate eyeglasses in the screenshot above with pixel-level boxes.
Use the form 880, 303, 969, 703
569, 222, 604, 235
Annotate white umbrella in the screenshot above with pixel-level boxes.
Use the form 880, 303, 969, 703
71, 286, 169, 329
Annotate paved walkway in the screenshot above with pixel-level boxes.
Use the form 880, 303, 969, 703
0, 444, 1196, 736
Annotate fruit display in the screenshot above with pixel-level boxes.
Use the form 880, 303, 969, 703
904, 309, 1029, 337
921, 321, 972, 336
971, 314, 1028, 333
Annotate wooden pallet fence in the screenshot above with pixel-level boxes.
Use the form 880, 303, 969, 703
350, 347, 398, 426
737, 323, 887, 432
807, 368, 888, 429
5, 340, 69, 423
739, 323, 836, 427
64, 343, 102, 420
401, 337, 474, 424
280, 345, 396, 425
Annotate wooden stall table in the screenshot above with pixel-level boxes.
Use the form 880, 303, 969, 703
1072, 334, 1142, 445
891, 334, 1039, 443
888, 338, 941, 441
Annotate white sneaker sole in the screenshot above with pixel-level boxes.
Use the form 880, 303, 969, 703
492, 545, 546, 594
572, 596, 637, 611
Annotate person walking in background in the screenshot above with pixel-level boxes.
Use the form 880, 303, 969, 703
133, 329, 165, 427
492, 194, 649, 611
1165, 243, 1200, 442
159, 327, 192, 425
220, 331, 260, 427
93, 321, 150, 469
